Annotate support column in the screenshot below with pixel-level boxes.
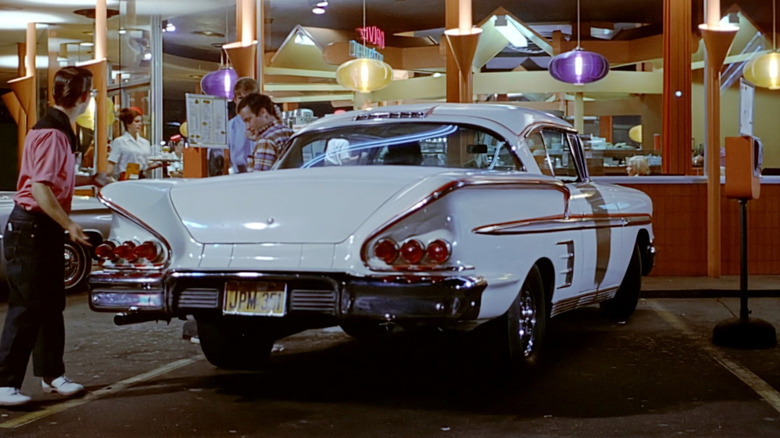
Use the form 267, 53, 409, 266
700, 0, 738, 277
94, 0, 109, 173
661, 0, 692, 175
443, 0, 480, 103
444, 0, 459, 102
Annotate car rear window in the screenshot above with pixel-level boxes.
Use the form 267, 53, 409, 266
277, 123, 517, 171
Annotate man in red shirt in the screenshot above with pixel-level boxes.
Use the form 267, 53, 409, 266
0, 66, 107, 406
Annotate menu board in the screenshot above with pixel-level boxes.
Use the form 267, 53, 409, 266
185, 93, 228, 148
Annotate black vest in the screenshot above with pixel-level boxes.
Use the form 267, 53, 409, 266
32, 108, 78, 153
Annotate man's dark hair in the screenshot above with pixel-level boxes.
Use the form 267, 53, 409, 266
53, 66, 93, 108
237, 92, 279, 121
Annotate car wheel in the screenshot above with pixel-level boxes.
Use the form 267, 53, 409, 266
505, 265, 547, 372
195, 316, 274, 370
63, 241, 90, 293
600, 244, 642, 320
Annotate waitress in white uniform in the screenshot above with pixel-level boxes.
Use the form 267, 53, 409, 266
108, 107, 152, 180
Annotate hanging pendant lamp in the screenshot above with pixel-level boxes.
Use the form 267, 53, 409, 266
336, 58, 393, 92
201, 66, 238, 98
335, 0, 393, 93
743, 0, 780, 89
548, 0, 609, 85
200, 11, 239, 98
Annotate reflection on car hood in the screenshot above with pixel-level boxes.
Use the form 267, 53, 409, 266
170, 167, 446, 244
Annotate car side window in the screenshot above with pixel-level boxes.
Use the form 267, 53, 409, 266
541, 129, 579, 181
526, 131, 553, 176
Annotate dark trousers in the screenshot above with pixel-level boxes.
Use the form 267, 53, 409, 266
0, 205, 66, 388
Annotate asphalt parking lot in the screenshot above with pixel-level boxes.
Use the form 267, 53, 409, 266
0, 277, 778, 437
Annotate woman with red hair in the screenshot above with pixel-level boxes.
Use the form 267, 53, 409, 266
107, 107, 152, 180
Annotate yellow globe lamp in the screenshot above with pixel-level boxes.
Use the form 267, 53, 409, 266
336, 58, 393, 93
179, 121, 188, 138
76, 97, 115, 129
743, 52, 780, 90
628, 124, 642, 144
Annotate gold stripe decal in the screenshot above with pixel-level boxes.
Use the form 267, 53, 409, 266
473, 214, 650, 235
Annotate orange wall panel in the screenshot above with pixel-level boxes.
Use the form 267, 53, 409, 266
619, 182, 780, 276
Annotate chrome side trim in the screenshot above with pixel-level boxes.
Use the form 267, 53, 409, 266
474, 213, 652, 236
551, 286, 618, 317
556, 240, 575, 288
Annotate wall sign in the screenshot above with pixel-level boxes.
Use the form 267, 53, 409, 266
349, 41, 383, 61
357, 26, 385, 49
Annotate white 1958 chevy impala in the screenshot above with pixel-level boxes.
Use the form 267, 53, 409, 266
89, 104, 654, 372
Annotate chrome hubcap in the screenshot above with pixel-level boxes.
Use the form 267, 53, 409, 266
516, 287, 537, 357
63, 246, 81, 286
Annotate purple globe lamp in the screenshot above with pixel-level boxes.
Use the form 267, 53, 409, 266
200, 67, 238, 99
548, 0, 609, 85
548, 48, 609, 85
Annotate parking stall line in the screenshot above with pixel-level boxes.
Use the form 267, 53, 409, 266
0, 356, 202, 429
648, 300, 780, 414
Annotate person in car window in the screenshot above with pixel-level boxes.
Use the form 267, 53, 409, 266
237, 93, 294, 171
0, 66, 107, 406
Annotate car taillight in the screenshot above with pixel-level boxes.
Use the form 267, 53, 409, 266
373, 238, 398, 264
133, 241, 160, 262
95, 241, 116, 259
426, 239, 451, 264
114, 241, 137, 261
400, 239, 424, 264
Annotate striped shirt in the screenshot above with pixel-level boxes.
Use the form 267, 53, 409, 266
252, 122, 294, 171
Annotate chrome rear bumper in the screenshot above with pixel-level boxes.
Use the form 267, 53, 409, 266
89, 270, 486, 323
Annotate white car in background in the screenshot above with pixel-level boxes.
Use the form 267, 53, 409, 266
89, 104, 655, 372
1, 191, 112, 292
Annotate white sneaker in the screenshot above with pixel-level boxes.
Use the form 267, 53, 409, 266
0, 387, 31, 406
41, 376, 84, 396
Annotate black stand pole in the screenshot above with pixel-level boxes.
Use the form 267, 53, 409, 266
712, 199, 776, 348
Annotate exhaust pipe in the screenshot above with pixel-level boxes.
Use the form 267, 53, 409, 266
114, 312, 170, 326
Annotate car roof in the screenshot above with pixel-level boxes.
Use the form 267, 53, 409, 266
297, 103, 572, 137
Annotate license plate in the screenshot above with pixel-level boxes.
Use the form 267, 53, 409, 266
223, 281, 287, 316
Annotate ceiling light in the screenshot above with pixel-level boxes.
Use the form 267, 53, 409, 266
201, 67, 238, 99
494, 15, 527, 48
336, 58, 393, 92
548, 0, 609, 85
335, 0, 394, 93
743, 0, 779, 89
312, 7, 326, 15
